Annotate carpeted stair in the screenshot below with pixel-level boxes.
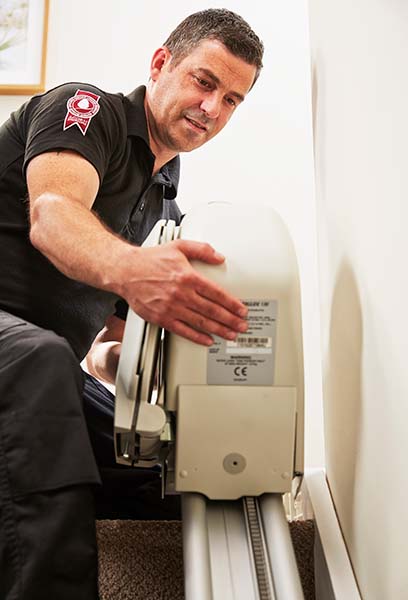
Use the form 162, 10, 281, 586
97, 519, 315, 599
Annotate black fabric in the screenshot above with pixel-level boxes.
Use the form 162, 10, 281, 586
0, 485, 99, 600
0, 310, 101, 494
0, 310, 100, 599
114, 298, 129, 321
0, 83, 181, 360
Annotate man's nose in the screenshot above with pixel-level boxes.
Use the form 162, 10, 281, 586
200, 93, 222, 119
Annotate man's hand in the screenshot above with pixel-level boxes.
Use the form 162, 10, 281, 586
27, 150, 247, 346
116, 238, 248, 346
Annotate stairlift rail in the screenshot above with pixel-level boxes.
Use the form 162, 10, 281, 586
182, 493, 304, 600
243, 496, 274, 599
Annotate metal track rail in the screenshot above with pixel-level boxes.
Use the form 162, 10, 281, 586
243, 497, 274, 600
182, 493, 304, 600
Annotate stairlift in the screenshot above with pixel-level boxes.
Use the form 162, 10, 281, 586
114, 201, 305, 600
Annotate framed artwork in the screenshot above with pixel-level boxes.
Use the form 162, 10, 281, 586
0, 0, 49, 95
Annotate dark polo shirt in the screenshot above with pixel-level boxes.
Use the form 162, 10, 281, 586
0, 83, 181, 359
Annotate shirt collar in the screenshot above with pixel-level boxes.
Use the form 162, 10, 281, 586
125, 85, 180, 199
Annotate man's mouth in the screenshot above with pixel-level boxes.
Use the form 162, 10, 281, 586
184, 116, 208, 132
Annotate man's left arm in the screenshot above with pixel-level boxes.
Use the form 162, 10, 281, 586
85, 314, 125, 385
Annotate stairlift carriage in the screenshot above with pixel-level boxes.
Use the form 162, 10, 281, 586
114, 201, 305, 600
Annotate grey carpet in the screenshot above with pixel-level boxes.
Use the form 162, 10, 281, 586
97, 519, 315, 599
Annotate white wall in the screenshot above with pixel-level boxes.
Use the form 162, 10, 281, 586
309, 0, 408, 597
0, 0, 324, 468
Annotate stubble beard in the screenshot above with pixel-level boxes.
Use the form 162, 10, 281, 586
152, 104, 211, 153
163, 112, 211, 153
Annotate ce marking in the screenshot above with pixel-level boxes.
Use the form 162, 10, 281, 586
234, 366, 248, 377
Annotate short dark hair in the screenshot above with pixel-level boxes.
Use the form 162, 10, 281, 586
163, 9, 264, 86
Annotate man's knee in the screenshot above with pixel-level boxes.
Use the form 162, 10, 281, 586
0, 324, 101, 497
0, 320, 84, 421
27, 328, 81, 377
1, 323, 82, 385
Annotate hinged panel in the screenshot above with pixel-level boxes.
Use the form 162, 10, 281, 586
175, 385, 297, 499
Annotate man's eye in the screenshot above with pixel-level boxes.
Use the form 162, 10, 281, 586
226, 97, 237, 108
195, 76, 211, 88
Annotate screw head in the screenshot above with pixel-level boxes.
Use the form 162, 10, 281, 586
223, 453, 246, 474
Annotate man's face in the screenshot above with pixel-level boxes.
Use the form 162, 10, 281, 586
145, 39, 257, 155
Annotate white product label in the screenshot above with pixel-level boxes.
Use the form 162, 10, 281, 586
207, 299, 277, 385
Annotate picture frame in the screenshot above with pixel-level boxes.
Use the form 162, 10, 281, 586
0, 0, 49, 95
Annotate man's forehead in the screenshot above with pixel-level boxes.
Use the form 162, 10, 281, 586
184, 38, 244, 65
180, 40, 256, 94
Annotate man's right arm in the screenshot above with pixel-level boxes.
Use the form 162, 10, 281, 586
27, 150, 248, 346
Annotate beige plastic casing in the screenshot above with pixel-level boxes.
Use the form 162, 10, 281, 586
164, 202, 305, 492
176, 385, 297, 498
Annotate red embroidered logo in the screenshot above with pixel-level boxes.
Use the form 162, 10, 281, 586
63, 89, 100, 135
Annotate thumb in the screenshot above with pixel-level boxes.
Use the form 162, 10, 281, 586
173, 239, 225, 264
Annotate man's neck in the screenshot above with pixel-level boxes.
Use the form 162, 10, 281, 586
144, 94, 177, 175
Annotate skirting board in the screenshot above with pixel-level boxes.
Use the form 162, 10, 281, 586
304, 469, 362, 600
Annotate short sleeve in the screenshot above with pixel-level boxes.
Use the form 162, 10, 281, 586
22, 83, 124, 185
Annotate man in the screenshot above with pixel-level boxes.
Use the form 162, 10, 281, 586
0, 8, 263, 599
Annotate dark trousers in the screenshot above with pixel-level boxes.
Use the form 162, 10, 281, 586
0, 309, 180, 600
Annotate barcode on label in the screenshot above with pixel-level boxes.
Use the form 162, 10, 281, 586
226, 337, 273, 354
231, 336, 271, 348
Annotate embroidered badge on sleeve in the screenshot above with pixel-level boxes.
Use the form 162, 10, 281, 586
63, 89, 100, 135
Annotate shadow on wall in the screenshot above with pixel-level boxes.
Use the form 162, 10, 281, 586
311, 57, 326, 186
324, 261, 363, 552
311, 51, 362, 551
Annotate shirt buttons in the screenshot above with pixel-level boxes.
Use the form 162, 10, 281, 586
139, 202, 145, 212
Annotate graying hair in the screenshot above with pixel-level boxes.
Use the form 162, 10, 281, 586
163, 9, 264, 86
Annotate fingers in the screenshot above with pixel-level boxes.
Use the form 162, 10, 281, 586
133, 292, 248, 346
185, 293, 248, 337
171, 240, 248, 319
158, 269, 248, 338
134, 297, 247, 346
173, 239, 226, 265
176, 306, 245, 342
132, 302, 215, 346
123, 241, 249, 347
166, 320, 214, 346
193, 272, 248, 320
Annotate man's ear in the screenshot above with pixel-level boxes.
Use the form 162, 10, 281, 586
150, 47, 172, 81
